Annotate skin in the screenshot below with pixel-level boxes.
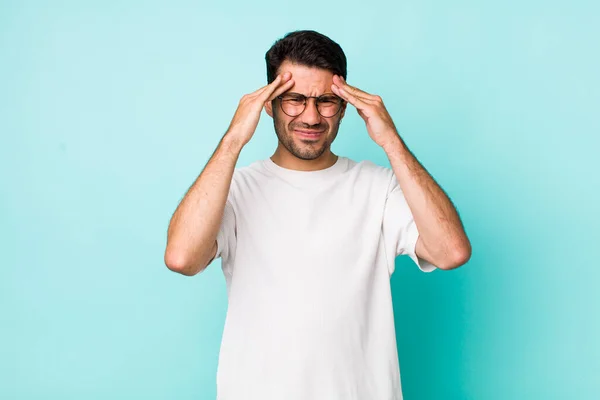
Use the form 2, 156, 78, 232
165, 73, 294, 275
264, 60, 347, 172
165, 60, 471, 275
331, 75, 472, 269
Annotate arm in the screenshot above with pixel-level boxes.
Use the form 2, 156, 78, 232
383, 138, 471, 270
164, 136, 243, 276
164, 72, 295, 276
331, 75, 471, 270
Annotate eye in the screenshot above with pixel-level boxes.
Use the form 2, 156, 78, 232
319, 96, 339, 105
281, 95, 305, 105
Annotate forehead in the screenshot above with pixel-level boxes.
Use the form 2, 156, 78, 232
278, 60, 334, 96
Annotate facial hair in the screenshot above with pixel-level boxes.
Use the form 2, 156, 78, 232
272, 108, 342, 161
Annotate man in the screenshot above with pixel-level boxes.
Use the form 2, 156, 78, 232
165, 30, 471, 400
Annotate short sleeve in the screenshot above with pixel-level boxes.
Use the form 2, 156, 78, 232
214, 199, 237, 272
382, 172, 437, 275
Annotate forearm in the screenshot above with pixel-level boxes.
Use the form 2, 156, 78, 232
328, 75, 470, 267
165, 133, 244, 275
383, 136, 471, 267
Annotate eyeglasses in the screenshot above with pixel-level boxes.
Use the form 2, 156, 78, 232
276, 92, 344, 118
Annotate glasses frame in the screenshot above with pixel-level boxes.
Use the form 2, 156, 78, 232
276, 92, 345, 118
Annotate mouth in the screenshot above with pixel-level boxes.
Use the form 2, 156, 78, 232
294, 129, 324, 141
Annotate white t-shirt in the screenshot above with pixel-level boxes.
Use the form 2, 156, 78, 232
212, 156, 436, 400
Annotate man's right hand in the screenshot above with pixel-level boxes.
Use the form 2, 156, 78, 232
225, 72, 294, 146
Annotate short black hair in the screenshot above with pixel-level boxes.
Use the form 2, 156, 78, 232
265, 30, 347, 84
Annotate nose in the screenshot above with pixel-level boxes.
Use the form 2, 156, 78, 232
299, 98, 321, 126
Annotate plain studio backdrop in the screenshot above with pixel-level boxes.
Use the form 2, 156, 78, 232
1, 1, 598, 399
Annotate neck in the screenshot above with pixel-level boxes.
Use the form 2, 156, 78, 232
270, 147, 338, 171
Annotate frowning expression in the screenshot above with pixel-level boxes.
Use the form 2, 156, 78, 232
265, 60, 346, 161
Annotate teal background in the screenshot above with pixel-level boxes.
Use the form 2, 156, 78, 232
1, 0, 598, 399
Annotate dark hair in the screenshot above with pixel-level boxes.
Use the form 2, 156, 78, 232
265, 30, 347, 84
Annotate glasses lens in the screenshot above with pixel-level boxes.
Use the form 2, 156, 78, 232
279, 94, 342, 117
280, 95, 305, 117
317, 96, 342, 117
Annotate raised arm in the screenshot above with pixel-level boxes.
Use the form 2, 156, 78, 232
164, 73, 294, 276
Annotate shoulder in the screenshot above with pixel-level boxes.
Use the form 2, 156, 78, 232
347, 158, 394, 184
231, 160, 267, 181
227, 160, 269, 198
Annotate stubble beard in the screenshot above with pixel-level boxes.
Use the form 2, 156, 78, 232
273, 110, 341, 161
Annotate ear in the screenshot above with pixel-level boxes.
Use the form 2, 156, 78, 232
265, 100, 274, 118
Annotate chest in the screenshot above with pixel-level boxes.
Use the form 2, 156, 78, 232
233, 180, 386, 267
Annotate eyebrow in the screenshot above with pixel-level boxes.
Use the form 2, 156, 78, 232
283, 92, 338, 97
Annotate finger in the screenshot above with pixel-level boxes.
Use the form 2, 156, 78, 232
260, 72, 292, 99
250, 73, 283, 97
331, 83, 369, 110
267, 78, 295, 101
332, 75, 376, 101
252, 75, 279, 96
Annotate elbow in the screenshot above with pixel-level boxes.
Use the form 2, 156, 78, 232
164, 249, 204, 276
438, 240, 472, 271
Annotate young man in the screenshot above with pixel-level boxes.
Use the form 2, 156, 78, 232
165, 30, 471, 400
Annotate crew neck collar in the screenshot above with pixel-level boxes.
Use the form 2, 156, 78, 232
262, 156, 347, 180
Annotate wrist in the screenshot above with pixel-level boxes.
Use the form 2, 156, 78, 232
381, 134, 405, 155
221, 131, 246, 154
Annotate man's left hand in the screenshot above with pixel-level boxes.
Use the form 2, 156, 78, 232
331, 75, 400, 150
